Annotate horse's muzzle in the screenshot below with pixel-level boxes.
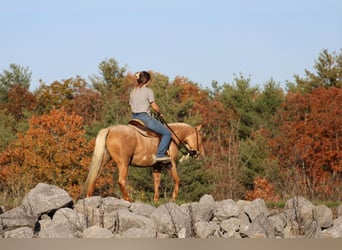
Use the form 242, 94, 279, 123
189, 150, 203, 160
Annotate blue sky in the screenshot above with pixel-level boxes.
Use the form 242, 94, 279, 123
1, 0, 341, 91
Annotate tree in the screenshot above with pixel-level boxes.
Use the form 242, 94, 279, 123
0, 111, 17, 152
3, 84, 37, 121
220, 74, 260, 139
270, 87, 342, 200
90, 58, 130, 127
0, 64, 32, 105
34, 77, 87, 114
255, 79, 284, 131
287, 49, 342, 93
0, 108, 93, 200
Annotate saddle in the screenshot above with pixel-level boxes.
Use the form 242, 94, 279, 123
128, 119, 161, 138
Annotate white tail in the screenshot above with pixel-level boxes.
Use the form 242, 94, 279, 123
85, 128, 109, 196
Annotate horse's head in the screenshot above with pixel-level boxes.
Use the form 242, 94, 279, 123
184, 124, 205, 160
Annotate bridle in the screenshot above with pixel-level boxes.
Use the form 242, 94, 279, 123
159, 116, 201, 159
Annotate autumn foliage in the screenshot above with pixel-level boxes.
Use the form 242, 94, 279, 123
0, 50, 341, 205
270, 87, 342, 199
245, 176, 280, 202
0, 108, 93, 200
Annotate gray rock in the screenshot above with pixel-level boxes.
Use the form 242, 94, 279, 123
75, 197, 123, 231
117, 209, 156, 233
337, 204, 342, 217
237, 198, 269, 222
246, 213, 275, 238
76, 196, 102, 209
238, 211, 251, 237
1, 186, 340, 239
52, 208, 87, 233
38, 207, 86, 238
268, 212, 287, 237
38, 218, 52, 231
129, 202, 156, 218
314, 205, 333, 229
4, 227, 34, 238
83, 225, 114, 238
38, 222, 77, 238
317, 217, 342, 238
1, 206, 36, 229
101, 197, 131, 213
22, 183, 73, 217
151, 202, 191, 238
121, 228, 156, 238
189, 194, 216, 223
284, 196, 316, 237
194, 221, 216, 238
0, 205, 5, 214
220, 217, 240, 236
214, 199, 239, 221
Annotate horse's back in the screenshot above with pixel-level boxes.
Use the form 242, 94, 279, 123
106, 124, 159, 166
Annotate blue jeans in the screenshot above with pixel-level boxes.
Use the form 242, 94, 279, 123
132, 113, 171, 157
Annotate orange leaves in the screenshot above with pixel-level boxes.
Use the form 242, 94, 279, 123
3, 84, 36, 121
271, 87, 342, 199
245, 176, 280, 202
0, 108, 92, 199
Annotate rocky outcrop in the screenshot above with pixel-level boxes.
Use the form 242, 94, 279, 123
0, 183, 341, 238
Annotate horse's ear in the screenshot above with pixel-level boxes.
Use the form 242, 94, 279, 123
195, 124, 202, 131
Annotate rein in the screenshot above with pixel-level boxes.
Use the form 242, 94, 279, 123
158, 116, 199, 158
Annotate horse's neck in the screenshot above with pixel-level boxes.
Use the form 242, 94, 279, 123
169, 123, 190, 142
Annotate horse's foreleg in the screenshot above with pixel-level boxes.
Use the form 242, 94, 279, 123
117, 163, 130, 201
153, 171, 161, 202
170, 162, 180, 201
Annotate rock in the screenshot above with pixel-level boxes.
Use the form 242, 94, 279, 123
268, 212, 287, 237
220, 217, 240, 237
214, 199, 239, 221
117, 209, 156, 233
246, 213, 275, 238
38, 207, 86, 238
314, 205, 333, 229
237, 198, 269, 222
1, 185, 341, 239
22, 183, 73, 217
83, 225, 114, 238
38, 222, 77, 238
238, 211, 251, 237
193, 194, 216, 222
4, 227, 34, 238
129, 202, 156, 218
101, 197, 131, 213
1, 206, 36, 229
151, 202, 191, 238
52, 208, 87, 233
194, 221, 216, 238
337, 204, 342, 217
0, 206, 5, 214
317, 217, 342, 238
121, 228, 156, 238
284, 196, 317, 237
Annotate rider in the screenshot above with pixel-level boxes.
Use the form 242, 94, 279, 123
129, 71, 171, 162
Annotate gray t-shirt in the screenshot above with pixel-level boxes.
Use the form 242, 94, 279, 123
129, 86, 155, 113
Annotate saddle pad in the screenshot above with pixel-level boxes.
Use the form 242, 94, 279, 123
128, 119, 160, 138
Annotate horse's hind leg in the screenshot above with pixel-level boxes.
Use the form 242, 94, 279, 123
170, 162, 180, 201
117, 163, 131, 201
152, 170, 161, 202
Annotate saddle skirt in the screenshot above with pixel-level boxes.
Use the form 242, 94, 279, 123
128, 119, 161, 138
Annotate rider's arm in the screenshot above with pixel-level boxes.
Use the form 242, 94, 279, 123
150, 101, 163, 116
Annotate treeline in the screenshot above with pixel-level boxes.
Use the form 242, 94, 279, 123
0, 49, 341, 206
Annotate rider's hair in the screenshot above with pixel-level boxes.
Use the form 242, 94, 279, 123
136, 71, 151, 85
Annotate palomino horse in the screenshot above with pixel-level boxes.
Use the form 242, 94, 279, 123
85, 121, 204, 201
